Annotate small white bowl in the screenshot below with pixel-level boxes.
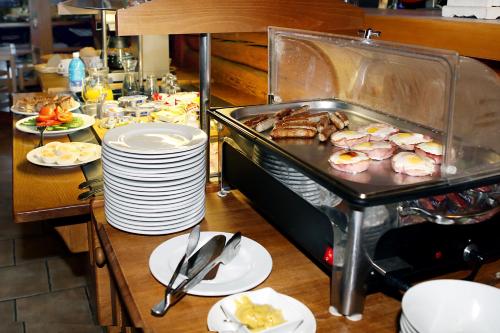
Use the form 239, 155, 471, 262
402, 279, 500, 333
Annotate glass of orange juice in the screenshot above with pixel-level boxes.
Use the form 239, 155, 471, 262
83, 67, 114, 103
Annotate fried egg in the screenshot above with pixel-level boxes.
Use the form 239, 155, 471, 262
329, 150, 370, 174
389, 132, 432, 150
330, 130, 369, 148
358, 123, 399, 141
391, 152, 436, 176
40, 149, 58, 164
351, 141, 396, 160
56, 152, 78, 166
416, 142, 443, 155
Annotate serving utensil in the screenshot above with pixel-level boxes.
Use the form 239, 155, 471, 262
78, 186, 103, 200
36, 126, 46, 148
151, 233, 227, 316
78, 178, 103, 189
159, 232, 242, 316
166, 225, 200, 292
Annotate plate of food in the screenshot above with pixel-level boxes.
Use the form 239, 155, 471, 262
15, 107, 95, 137
207, 288, 316, 333
11, 94, 80, 116
27, 141, 101, 168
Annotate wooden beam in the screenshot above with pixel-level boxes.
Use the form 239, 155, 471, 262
29, 0, 53, 56
116, 0, 364, 36
364, 9, 500, 61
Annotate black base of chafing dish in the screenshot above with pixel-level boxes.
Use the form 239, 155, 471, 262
220, 139, 500, 320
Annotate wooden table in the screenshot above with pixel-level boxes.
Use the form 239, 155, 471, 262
11, 93, 90, 224
91, 191, 500, 332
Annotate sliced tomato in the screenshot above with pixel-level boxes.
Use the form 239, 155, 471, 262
36, 119, 62, 127
38, 106, 56, 118
36, 114, 55, 123
57, 112, 73, 123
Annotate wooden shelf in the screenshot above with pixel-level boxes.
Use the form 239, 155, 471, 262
0, 22, 30, 28
52, 19, 91, 27
364, 9, 500, 61
115, 0, 364, 36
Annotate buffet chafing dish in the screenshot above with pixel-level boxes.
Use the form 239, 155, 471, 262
210, 27, 500, 320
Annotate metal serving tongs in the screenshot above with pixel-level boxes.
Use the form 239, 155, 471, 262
77, 178, 104, 201
152, 232, 242, 317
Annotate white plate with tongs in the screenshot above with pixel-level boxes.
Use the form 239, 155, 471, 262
149, 232, 273, 296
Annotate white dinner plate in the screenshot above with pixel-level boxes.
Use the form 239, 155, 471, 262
102, 158, 205, 179
102, 146, 205, 169
105, 199, 205, 222
105, 191, 205, 215
207, 287, 316, 333
104, 199, 205, 226
11, 101, 81, 116
103, 122, 207, 154
149, 232, 273, 296
103, 173, 205, 192
102, 142, 205, 161
15, 114, 95, 137
103, 177, 205, 197
103, 168, 205, 187
104, 182, 205, 204
105, 205, 205, 229
102, 152, 205, 174
26, 144, 101, 168
106, 211, 203, 235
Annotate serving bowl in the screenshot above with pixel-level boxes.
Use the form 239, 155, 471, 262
402, 279, 500, 333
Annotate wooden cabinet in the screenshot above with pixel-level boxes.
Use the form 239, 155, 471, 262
29, 0, 95, 59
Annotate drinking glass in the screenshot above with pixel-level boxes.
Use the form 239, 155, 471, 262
143, 74, 158, 99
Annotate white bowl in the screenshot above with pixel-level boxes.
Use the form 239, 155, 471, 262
402, 279, 500, 333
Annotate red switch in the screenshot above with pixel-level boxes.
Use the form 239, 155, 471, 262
324, 246, 334, 266
434, 250, 443, 260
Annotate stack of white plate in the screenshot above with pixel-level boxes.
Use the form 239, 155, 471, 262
102, 123, 208, 235
253, 146, 341, 207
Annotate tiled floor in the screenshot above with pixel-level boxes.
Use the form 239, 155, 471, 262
0, 111, 101, 332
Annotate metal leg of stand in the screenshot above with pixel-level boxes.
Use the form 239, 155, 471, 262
101, 10, 108, 69
217, 137, 232, 198
330, 208, 368, 321
199, 33, 211, 183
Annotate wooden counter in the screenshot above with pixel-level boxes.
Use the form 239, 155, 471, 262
11, 93, 89, 224
91, 191, 500, 332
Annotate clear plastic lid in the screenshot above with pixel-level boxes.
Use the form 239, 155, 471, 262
268, 27, 500, 184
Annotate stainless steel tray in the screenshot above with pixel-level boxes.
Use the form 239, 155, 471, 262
211, 99, 500, 206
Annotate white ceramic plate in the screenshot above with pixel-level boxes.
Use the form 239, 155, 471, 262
26, 144, 101, 168
106, 210, 204, 235
102, 168, 205, 187
102, 145, 204, 167
104, 191, 205, 215
15, 114, 95, 137
104, 200, 205, 226
103, 177, 205, 197
207, 288, 316, 333
104, 182, 205, 204
102, 142, 205, 160
102, 159, 205, 181
102, 151, 205, 174
11, 101, 81, 116
103, 173, 205, 192
103, 123, 207, 154
149, 232, 273, 296
105, 205, 205, 229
